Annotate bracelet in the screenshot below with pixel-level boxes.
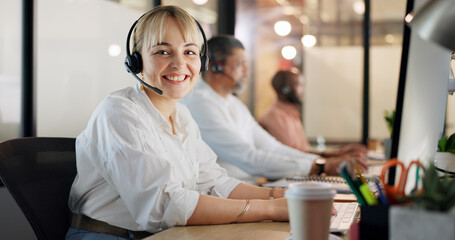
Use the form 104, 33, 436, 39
232, 200, 250, 223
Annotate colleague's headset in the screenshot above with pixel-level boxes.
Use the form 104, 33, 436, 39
211, 60, 224, 73
281, 84, 292, 95
124, 13, 209, 95
277, 75, 301, 105
210, 57, 242, 90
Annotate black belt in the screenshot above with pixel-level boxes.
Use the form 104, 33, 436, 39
71, 214, 153, 239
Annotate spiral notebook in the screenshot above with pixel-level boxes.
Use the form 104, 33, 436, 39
262, 175, 377, 194
262, 176, 351, 193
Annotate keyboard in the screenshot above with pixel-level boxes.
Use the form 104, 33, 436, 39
330, 202, 359, 233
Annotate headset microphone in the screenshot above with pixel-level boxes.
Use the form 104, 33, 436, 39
124, 62, 164, 95
219, 72, 242, 90
124, 13, 208, 95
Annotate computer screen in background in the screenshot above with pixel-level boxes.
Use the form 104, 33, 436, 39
391, 0, 452, 191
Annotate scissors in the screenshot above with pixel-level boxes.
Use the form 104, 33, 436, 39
380, 158, 425, 201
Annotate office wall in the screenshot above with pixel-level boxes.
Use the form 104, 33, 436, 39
304, 46, 400, 141
1, 0, 144, 238
304, 47, 363, 142
0, 0, 21, 141
37, 0, 142, 137
0, 1, 34, 238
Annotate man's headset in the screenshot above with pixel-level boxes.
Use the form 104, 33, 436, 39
211, 60, 224, 73
124, 14, 209, 95
210, 56, 244, 86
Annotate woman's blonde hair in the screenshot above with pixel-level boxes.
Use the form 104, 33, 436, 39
132, 5, 203, 54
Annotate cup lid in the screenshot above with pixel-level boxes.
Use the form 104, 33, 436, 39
285, 181, 336, 200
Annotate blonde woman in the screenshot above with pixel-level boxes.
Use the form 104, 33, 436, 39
66, 6, 288, 240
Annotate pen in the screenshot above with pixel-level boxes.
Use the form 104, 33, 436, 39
359, 183, 378, 205
353, 163, 368, 185
374, 180, 389, 206
339, 163, 367, 206
351, 161, 378, 205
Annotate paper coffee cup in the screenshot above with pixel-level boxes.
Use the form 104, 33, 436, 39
285, 182, 336, 240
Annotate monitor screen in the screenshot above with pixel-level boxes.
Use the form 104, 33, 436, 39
391, 0, 452, 190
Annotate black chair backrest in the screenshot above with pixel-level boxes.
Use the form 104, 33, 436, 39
0, 137, 77, 240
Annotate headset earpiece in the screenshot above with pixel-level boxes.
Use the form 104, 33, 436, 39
201, 55, 209, 73
195, 20, 208, 73
281, 85, 291, 95
281, 84, 301, 104
125, 51, 143, 74
211, 61, 224, 73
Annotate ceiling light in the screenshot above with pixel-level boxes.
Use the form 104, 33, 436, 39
301, 35, 317, 48
282, 46, 297, 60
353, 1, 365, 15
193, 0, 208, 5
274, 21, 292, 36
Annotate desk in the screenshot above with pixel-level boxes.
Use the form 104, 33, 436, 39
146, 161, 382, 240
146, 222, 349, 240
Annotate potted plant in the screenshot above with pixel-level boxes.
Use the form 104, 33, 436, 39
390, 163, 455, 240
435, 133, 455, 175
383, 110, 395, 160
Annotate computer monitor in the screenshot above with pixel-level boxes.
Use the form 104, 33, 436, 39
391, 0, 452, 189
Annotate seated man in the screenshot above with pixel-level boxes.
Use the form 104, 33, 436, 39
260, 69, 367, 158
181, 35, 366, 181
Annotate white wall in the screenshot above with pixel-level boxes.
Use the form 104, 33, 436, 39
0, 0, 21, 141
37, 0, 143, 137
1, 0, 145, 238
304, 46, 400, 142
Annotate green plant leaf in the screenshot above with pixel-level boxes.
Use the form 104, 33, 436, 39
384, 110, 395, 137
446, 134, 455, 153
438, 136, 448, 152
410, 163, 455, 212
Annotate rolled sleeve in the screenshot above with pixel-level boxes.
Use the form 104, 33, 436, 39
162, 189, 199, 227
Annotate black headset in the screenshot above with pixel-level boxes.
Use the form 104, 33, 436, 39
281, 84, 291, 95
124, 13, 209, 95
211, 60, 224, 73
280, 78, 301, 105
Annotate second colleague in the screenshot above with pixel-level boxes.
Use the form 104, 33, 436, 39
260, 69, 367, 158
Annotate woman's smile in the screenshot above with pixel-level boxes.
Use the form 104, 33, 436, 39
162, 73, 190, 85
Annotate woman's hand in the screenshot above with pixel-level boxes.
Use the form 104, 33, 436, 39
269, 187, 286, 199
323, 152, 368, 176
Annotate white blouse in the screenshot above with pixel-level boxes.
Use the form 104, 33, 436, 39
68, 84, 241, 233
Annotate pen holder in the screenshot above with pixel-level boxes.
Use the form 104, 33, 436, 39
359, 205, 389, 240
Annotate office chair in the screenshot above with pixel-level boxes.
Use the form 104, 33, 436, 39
0, 137, 77, 240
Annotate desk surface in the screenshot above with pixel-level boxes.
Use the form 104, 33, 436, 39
146, 222, 349, 240
145, 161, 383, 240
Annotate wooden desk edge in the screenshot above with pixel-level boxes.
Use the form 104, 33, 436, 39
146, 221, 349, 240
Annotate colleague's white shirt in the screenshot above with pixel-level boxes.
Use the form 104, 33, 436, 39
68, 84, 241, 233
181, 79, 319, 180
